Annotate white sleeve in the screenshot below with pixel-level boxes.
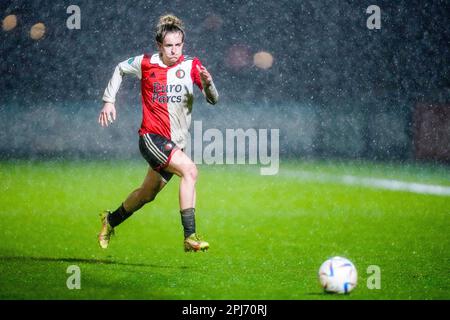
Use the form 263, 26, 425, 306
102, 55, 144, 103
203, 80, 219, 105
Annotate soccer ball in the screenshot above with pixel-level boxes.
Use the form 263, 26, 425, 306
318, 256, 357, 294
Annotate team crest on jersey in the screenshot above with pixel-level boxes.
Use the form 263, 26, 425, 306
175, 69, 185, 79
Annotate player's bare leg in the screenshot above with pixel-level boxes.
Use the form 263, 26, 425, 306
166, 149, 209, 252
123, 168, 167, 213
98, 168, 166, 249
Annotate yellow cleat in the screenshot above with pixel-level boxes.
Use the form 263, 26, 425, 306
98, 211, 115, 249
184, 233, 209, 252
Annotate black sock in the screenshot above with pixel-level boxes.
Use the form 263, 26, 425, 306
180, 208, 196, 238
107, 204, 133, 228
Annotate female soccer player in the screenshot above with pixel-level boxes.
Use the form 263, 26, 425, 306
97, 14, 218, 252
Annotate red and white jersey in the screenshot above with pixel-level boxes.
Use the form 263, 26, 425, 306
103, 53, 213, 149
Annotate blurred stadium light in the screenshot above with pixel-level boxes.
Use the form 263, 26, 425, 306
253, 51, 273, 69
203, 13, 223, 31
225, 44, 251, 70
30, 22, 45, 40
2, 14, 17, 31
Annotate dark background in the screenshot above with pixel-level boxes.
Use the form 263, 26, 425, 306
1, 0, 449, 162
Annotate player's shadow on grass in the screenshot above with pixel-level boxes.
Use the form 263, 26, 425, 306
0, 256, 189, 269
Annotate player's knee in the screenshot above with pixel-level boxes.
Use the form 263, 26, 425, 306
183, 164, 198, 182
142, 194, 156, 204
140, 189, 157, 204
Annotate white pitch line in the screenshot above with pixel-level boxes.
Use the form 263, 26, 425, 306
281, 170, 450, 196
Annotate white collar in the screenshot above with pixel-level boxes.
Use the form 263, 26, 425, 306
150, 53, 167, 67
150, 53, 185, 68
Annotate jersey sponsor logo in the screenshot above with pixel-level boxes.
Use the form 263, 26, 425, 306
152, 82, 183, 103
175, 69, 185, 79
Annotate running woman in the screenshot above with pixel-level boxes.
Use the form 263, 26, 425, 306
97, 14, 218, 252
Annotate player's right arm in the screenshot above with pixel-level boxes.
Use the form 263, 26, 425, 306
98, 55, 143, 127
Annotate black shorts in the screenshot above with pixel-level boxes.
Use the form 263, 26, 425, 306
139, 133, 178, 182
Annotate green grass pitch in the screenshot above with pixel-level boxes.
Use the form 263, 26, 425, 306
0, 159, 449, 299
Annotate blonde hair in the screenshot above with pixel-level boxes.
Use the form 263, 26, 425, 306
155, 14, 185, 44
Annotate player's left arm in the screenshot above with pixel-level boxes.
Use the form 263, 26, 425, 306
196, 65, 219, 105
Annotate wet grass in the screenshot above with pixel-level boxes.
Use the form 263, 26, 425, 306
0, 160, 449, 299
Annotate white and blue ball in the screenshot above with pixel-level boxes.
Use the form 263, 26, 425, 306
318, 256, 357, 294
